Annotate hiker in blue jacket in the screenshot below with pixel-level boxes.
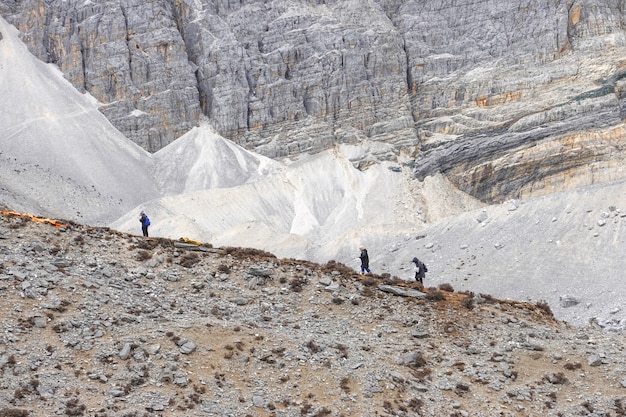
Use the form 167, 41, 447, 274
139, 211, 150, 237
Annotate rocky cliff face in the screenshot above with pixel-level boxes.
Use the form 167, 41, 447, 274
1, 0, 626, 202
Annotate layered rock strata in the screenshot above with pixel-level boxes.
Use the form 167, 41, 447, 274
2, 0, 626, 201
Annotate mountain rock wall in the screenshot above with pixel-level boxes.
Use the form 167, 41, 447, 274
2, 0, 626, 202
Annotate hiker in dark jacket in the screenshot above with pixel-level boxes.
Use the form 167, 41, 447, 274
359, 246, 371, 274
139, 211, 150, 237
412, 257, 427, 284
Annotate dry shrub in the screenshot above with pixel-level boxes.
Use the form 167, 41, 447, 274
544, 372, 568, 384
410, 367, 432, 381
321, 260, 354, 277
438, 283, 454, 292
361, 276, 377, 287
214, 372, 226, 388
408, 352, 427, 368
340, 377, 351, 393
300, 402, 312, 415
270, 347, 285, 357
64, 398, 86, 416
425, 290, 445, 302
222, 247, 276, 259
289, 277, 307, 292
381, 276, 404, 285
313, 407, 332, 416
180, 252, 200, 268
13, 388, 28, 400
563, 362, 582, 371
136, 249, 152, 261
52, 300, 71, 313
336, 344, 348, 359
479, 293, 496, 303
306, 339, 322, 353
582, 400, 594, 413
535, 300, 554, 318
0, 409, 30, 417
331, 297, 344, 305
136, 239, 158, 250
361, 286, 376, 297
210, 306, 224, 319
217, 264, 231, 274
462, 293, 475, 310
407, 397, 423, 412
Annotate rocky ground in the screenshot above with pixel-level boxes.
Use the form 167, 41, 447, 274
0, 212, 625, 417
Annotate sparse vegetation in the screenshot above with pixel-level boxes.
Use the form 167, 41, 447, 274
300, 402, 313, 415
407, 397, 423, 412
0, 409, 30, 417
454, 381, 470, 395
340, 377, 351, 393
381, 276, 404, 285
479, 293, 496, 303
64, 398, 86, 416
564, 362, 582, 371
335, 344, 348, 358
313, 407, 332, 416
535, 300, 554, 318
321, 260, 354, 278
0, 211, 623, 416
50, 299, 71, 313
361, 276, 377, 286
425, 289, 445, 301
581, 400, 595, 413
331, 296, 344, 304
462, 292, 475, 309
407, 352, 427, 368
180, 252, 200, 268
289, 276, 307, 292
614, 398, 626, 416
306, 339, 322, 353
222, 247, 276, 259
135, 249, 152, 261
544, 372, 568, 385
136, 239, 158, 250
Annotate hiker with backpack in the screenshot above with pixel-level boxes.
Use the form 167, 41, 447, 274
411, 257, 427, 284
139, 211, 150, 237
359, 246, 371, 274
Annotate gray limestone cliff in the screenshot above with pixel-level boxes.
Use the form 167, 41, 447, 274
1, 0, 626, 203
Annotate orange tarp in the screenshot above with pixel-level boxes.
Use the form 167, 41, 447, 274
1, 210, 68, 228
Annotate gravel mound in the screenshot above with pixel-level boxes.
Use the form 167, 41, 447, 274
0, 212, 624, 416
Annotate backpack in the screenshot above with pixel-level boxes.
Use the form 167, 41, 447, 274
423, 263, 428, 273
145, 216, 150, 226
